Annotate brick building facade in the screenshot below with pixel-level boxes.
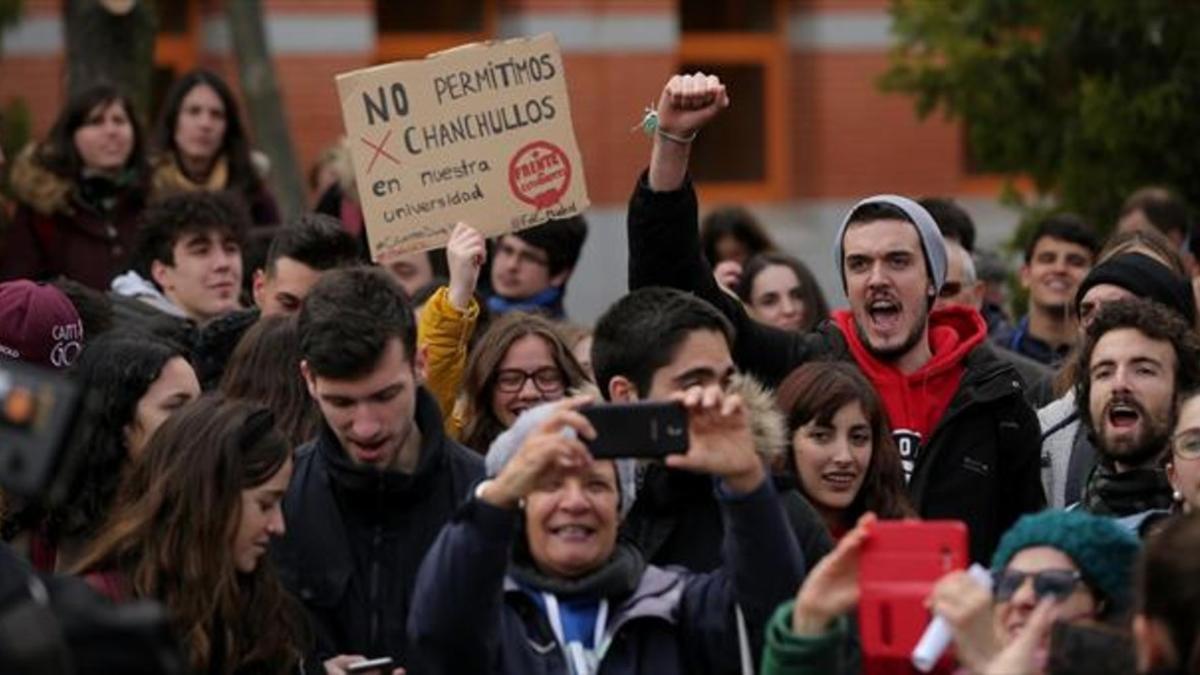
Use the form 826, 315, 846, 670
0, 0, 987, 208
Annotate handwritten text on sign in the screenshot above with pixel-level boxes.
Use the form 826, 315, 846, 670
336, 33, 590, 261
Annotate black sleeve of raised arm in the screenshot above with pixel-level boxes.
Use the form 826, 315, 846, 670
626, 170, 839, 387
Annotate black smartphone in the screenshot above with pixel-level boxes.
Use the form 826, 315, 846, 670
346, 657, 394, 674
579, 401, 688, 459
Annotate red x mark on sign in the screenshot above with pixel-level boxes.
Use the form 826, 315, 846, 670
361, 130, 401, 174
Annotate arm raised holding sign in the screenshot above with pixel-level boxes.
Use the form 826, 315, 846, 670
627, 74, 836, 390
418, 222, 486, 435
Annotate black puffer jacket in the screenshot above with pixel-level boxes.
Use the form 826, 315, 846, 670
272, 388, 484, 674
626, 173, 1044, 563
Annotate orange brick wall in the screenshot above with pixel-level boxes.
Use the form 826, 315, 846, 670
562, 54, 674, 204
789, 51, 963, 199
0, 58, 65, 140
0, 1, 972, 205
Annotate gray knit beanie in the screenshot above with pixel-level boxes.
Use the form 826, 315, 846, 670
485, 401, 639, 518
832, 194, 948, 294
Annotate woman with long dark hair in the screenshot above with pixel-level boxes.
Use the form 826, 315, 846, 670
220, 315, 319, 448
73, 396, 307, 674
775, 361, 912, 538
2, 83, 149, 288
1, 330, 200, 572
151, 69, 279, 226
457, 312, 589, 454
735, 252, 830, 333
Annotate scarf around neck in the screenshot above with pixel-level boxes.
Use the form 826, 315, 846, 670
510, 534, 645, 601
1081, 462, 1174, 517
154, 153, 229, 193
487, 285, 565, 318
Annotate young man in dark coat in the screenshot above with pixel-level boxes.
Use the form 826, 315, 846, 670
626, 73, 1044, 563
591, 288, 831, 573
272, 266, 484, 675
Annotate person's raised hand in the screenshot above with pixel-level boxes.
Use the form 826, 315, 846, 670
928, 569, 1000, 672
981, 598, 1058, 675
655, 72, 730, 140
479, 395, 596, 509
446, 222, 486, 311
665, 384, 761, 493
713, 260, 742, 293
792, 512, 876, 635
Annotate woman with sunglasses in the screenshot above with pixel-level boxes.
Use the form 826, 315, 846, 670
928, 509, 1140, 673
457, 311, 589, 454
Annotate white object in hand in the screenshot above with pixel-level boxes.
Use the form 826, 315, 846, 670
911, 563, 993, 672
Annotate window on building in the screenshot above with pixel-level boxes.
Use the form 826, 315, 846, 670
681, 0, 776, 33
375, 0, 495, 63
679, 0, 788, 201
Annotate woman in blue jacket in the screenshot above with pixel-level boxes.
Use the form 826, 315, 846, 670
409, 386, 805, 675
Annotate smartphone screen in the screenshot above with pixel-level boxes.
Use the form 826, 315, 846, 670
346, 657, 393, 674
579, 401, 688, 459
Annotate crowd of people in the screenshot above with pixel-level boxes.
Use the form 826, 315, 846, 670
0, 67, 1198, 675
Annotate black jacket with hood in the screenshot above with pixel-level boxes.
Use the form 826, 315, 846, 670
626, 174, 1045, 563
271, 387, 484, 674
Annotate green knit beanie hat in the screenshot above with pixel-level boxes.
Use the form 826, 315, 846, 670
990, 509, 1141, 612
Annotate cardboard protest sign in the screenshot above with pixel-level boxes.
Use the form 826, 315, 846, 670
335, 33, 590, 261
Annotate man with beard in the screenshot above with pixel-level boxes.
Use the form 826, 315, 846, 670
1075, 298, 1200, 526
1038, 251, 1196, 508
626, 72, 1044, 563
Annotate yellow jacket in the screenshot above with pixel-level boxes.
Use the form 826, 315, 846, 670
417, 286, 479, 438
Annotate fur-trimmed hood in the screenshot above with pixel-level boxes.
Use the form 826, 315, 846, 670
9, 144, 73, 217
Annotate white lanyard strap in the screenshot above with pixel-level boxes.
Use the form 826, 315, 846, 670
542, 592, 609, 675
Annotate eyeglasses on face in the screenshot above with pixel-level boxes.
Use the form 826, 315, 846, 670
1171, 429, 1200, 460
993, 568, 1084, 603
495, 367, 565, 394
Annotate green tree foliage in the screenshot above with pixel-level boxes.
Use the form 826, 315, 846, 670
881, 0, 1200, 233
1, 98, 31, 190
0, 0, 21, 41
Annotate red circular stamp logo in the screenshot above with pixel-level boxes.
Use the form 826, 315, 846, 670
508, 141, 572, 209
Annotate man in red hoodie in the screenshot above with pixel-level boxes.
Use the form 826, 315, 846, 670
627, 72, 1045, 562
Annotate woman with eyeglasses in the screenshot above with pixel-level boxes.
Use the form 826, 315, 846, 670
1167, 389, 1200, 514
457, 311, 590, 454
928, 509, 1140, 673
